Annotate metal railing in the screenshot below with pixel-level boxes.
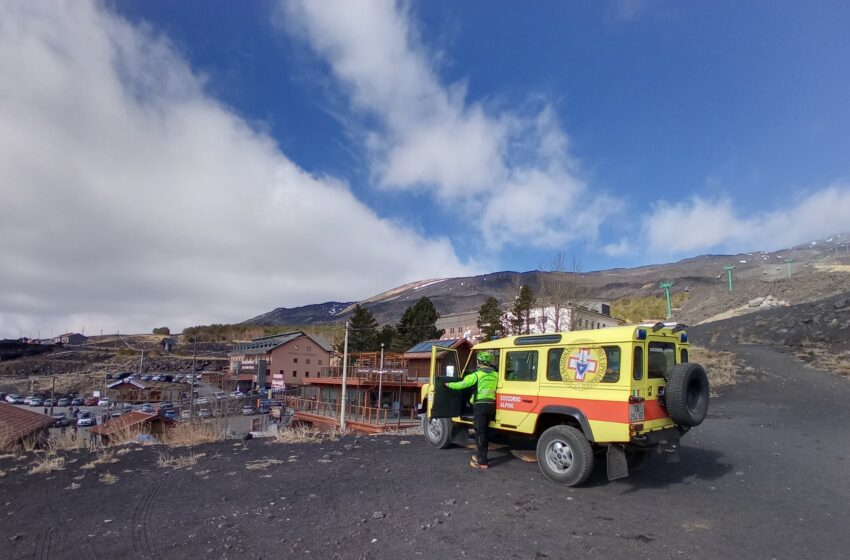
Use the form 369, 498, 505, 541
315, 367, 428, 384
284, 396, 420, 426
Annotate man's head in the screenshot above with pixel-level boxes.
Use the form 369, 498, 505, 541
476, 351, 494, 367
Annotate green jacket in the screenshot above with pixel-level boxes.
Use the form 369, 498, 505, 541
446, 365, 498, 403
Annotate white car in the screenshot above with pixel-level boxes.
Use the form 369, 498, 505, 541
198, 408, 210, 418
196, 396, 208, 404
231, 391, 245, 398
180, 409, 191, 419
214, 391, 226, 400
77, 412, 96, 427
97, 398, 110, 407
5, 394, 24, 404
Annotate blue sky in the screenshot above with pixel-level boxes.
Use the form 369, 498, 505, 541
1, 1, 849, 336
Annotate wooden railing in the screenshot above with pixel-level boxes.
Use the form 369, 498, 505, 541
284, 397, 420, 426
316, 367, 428, 384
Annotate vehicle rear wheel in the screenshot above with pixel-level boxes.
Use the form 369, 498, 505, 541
665, 363, 710, 427
536, 425, 594, 486
423, 416, 453, 449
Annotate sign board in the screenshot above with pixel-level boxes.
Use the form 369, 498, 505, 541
93, 390, 101, 397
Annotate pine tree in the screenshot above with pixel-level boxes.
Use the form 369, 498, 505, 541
477, 296, 504, 341
511, 285, 535, 335
376, 325, 396, 350
348, 304, 379, 352
393, 297, 444, 351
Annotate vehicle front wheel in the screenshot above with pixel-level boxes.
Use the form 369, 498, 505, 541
423, 416, 454, 449
536, 425, 594, 486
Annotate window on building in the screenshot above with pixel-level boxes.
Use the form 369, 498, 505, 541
318, 360, 323, 365
305, 372, 310, 377
505, 350, 538, 382
293, 358, 298, 363
306, 359, 311, 364
307, 346, 312, 351
293, 371, 297, 377
279, 369, 284, 375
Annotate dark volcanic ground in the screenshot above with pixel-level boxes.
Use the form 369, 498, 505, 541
2, 345, 850, 560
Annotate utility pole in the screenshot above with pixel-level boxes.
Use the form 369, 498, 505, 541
138, 349, 145, 376
50, 373, 55, 416
785, 259, 793, 279
659, 281, 674, 320
189, 338, 197, 421
724, 265, 735, 293
378, 342, 385, 413
340, 322, 349, 432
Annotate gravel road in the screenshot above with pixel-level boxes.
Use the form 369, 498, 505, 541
2, 344, 848, 560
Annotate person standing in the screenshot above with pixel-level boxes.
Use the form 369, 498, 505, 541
445, 351, 498, 470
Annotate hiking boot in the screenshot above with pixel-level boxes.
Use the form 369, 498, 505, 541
469, 456, 489, 470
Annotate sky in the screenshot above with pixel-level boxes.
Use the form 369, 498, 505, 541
2, 0, 849, 338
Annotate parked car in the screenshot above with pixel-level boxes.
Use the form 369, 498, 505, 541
196, 397, 208, 405
77, 412, 96, 427
142, 375, 153, 382
162, 409, 178, 420
180, 409, 191, 420
97, 398, 110, 407
28, 397, 44, 407
110, 411, 123, 418
6, 394, 24, 404
83, 397, 98, 406
198, 408, 210, 418
214, 391, 226, 400
241, 405, 256, 416
141, 403, 155, 413
231, 391, 245, 398
44, 398, 56, 407
57, 398, 70, 407
70, 398, 83, 406
121, 403, 134, 413
52, 413, 70, 427
159, 402, 174, 410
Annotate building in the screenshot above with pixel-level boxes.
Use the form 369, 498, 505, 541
106, 379, 185, 403
160, 337, 176, 352
0, 402, 54, 450
51, 332, 87, 345
90, 411, 173, 443
228, 331, 333, 391
436, 299, 623, 343
403, 338, 472, 379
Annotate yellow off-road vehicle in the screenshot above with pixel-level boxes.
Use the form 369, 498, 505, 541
421, 323, 709, 485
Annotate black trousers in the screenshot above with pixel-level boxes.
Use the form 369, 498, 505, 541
473, 401, 496, 465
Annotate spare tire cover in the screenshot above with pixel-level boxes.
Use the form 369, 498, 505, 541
665, 363, 710, 427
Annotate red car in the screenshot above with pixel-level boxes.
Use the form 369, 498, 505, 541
83, 397, 98, 406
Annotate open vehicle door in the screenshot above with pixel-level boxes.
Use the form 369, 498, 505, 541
427, 347, 465, 418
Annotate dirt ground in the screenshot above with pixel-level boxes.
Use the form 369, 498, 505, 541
2, 342, 850, 560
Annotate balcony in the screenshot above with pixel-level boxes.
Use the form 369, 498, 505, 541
284, 396, 421, 434
311, 367, 429, 386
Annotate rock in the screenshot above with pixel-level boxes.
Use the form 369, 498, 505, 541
9, 534, 22, 542
748, 297, 765, 308
372, 511, 385, 519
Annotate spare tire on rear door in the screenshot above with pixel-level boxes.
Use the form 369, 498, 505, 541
664, 363, 710, 427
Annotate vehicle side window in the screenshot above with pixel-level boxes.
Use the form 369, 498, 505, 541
547, 348, 564, 381
648, 342, 676, 379
601, 346, 620, 383
633, 346, 644, 380
505, 350, 538, 382
680, 348, 689, 363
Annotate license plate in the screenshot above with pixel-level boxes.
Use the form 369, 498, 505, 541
629, 403, 644, 422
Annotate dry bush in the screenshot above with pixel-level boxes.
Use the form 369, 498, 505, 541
157, 450, 206, 469
99, 472, 118, 484
246, 458, 284, 470
689, 345, 741, 389
47, 430, 88, 451
103, 426, 150, 447
28, 454, 66, 475
274, 424, 340, 444
795, 345, 850, 376
162, 421, 227, 447
80, 450, 118, 470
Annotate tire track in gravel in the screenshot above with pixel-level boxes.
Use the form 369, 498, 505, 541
41, 475, 99, 560
35, 526, 55, 560
131, 476, 164, 560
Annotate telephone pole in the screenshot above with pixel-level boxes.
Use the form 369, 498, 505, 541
340, 322, 349, 432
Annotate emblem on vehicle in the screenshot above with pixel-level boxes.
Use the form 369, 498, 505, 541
559, 340, 608, 387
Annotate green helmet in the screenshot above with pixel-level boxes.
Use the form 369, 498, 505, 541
477, 351, 494, 366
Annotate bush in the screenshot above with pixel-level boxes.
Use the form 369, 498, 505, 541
152, 327, 170, 335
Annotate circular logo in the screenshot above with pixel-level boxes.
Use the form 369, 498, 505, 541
559, 340, 608, 388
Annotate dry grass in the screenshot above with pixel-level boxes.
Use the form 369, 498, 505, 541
80, 451, 118, 470
28, 454, 66, 475
161, 421, 227, 447
47, 430, 89, 451
690, 345, 742, 390
274, 424, 340, 444
157, 450, 206, 469
0, 469, 6, 478
245, 458, 284, 470
99, 472, 118, 484
795, 345, 850, 376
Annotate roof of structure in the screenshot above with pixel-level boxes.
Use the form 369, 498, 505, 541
405, 338, 470, 355
90, 411, 168, 436
0, 402, 55, 447
230, 331, 333, 356
107, 379, 183, 391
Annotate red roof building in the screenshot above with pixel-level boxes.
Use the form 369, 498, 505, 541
0, 402, 54, 449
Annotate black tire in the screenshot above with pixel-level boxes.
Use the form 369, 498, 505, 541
423, 416, 453, 449
665, 362, 710, 427
536, 425, 594, 486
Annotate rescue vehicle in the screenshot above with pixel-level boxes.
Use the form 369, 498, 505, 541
421, 323, 710, 485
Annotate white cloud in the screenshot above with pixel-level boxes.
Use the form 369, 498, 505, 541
642, 186, 850, 255
280, 0, 612, 248
0, 1, 475, 337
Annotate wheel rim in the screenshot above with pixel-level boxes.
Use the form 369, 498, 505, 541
427, 418, 443, 441
545, 439, 574, 473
